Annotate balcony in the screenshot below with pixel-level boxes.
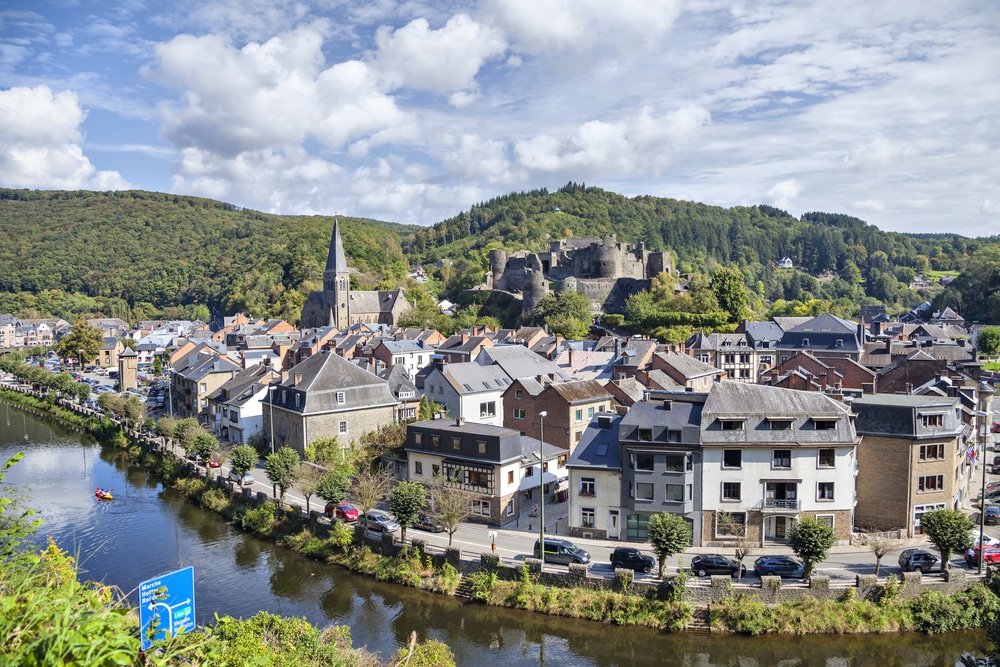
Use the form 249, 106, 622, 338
762, 499, 800, 512
579, 489, 596, 498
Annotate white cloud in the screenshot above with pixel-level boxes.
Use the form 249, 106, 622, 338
442, 134, 511, 182
0, 85, 128, 190
373, 14, 506, 95
767, 179, 802, 210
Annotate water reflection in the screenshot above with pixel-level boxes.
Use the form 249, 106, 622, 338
0, 400, 989, 667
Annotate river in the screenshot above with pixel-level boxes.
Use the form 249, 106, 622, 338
0, 400, 988, 666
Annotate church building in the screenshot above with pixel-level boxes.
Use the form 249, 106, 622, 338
299, 220, 411, 329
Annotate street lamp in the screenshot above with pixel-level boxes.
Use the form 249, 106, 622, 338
538, 410, 547, 562
979, 410, 989, 575
268, 383, 276, 455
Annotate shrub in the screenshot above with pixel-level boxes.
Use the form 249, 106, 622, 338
238, 502, 278, 535
465, 571, 499, 602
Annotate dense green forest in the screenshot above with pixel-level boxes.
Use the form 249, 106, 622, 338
1, 184, 997, 327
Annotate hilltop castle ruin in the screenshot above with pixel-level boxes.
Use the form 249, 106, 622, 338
486, 235, 670, 315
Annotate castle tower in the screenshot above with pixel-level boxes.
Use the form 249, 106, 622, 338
323, 219, 351, 329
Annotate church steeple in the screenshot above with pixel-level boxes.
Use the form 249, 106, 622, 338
323, 218, 351, 329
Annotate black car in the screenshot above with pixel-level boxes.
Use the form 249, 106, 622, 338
986, 505, 1000, 526
412, 513, 445, 533
610, 546, 655, 573
691, 554, 746, 578
753, 555, 807, 578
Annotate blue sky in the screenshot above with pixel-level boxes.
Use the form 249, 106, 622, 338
1, 0, 998, 236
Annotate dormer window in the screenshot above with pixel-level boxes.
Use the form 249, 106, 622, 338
801, 338, 810, 347
813, 418, 837, 430
336, 391, 346, 405
720, 419, 744, 431
835, 339, 844, 348
768, 417, 793, 431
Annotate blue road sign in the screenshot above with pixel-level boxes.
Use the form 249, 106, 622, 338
138, 566, 196, 650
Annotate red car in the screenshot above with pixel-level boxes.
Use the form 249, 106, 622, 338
966, 546, 1000, 567
325, 501, 359, 522
208, 460, 221, 468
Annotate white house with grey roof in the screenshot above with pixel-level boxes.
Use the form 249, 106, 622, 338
701, 382, 858, 545
263, 349, 398, 456
474, 345, 570, 383
420, 361, 511, 427
207, 363, 280, 445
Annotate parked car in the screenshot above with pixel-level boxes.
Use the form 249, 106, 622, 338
753, 555, 808, 578
228, 471, 254, 486
533, 538, 591, 566
986, 505, 1000, 526
208, 459, 221, 469
691, 554, 746, 578
325, 501, 360, 522
898, 548, 939, 573
364, 510, 400, 534
965, 546, 1000, 568
610, 546, 654, 573
412, 513, 445, 533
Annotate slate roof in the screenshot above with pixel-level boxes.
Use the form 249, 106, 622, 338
476, 345, 568, 382
380, 363, 417, 399
549, 379, 610, 404
776, 313, 862, 353
379, 339, 430, 354
853, 394, 961, 437
440, 362, 511, 395
567, 415, 622, 471
272, 349, 397, 415
207, 364, 277, 406
609, 377, 647, 404
655, 352, 721, 380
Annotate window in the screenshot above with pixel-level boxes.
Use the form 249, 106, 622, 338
772, 450, 791, 468
587, 407, 595, 418
769, 418, 792, 430
637, 428, 652, 441
817, 514, 835, 528
723, 449, 742, 469
507, 470, 514, 484
664, 454, 684, 472
414, 433, 422, 444
575, 409, 583, 422
199, 382, 207, 393
814, 419, 836, 430
580, 477, 596, 497
635, 482, 654, 501
432, 464, 440, 477
716, 511, 746, 538
478, 440, 487, 454
525, 467, 533, 477
339, 420, 347, 434
506, 500, 515, 516
431, 435, 440, 447
480, 401, 496, 418
665, 484, 684, 501
472, 499, 490, 516
668, 430, 682, 443
722, 482, 741, 501
760, 355, 773, 365
720, 419, 744, 431
581, 507, 595, 528
919, 444, 945, 461
515, 389, 523, 399
452, 437, 461, 450
513, 408, 526, 420
921, 414, 943, 428
415, 461, 423, 475
626, 513, 650, 539
817, 481, 835, 500
336, 391, 345, 405
294, 394, 300, 408
635, 453, 654, 471
739, 369, 750, 378
918, 474, 944, 492
818, 448, 836, 467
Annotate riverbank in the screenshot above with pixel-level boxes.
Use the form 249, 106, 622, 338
4, 384, 1000, 640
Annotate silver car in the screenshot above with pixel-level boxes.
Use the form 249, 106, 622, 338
365, 511, 400, 533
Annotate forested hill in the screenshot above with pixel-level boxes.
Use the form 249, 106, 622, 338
412, 183, 980, 277
0, 184, 995, 326
0, 189, 419, 322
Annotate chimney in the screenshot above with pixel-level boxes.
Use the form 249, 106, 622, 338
293, 372, 302, 386
568, 348, 574, 366
461, 333, 469, 343
663, 400, 672, 410
537, 374, 544, 384
905, 383, 913, 394
456, 416, 465, 427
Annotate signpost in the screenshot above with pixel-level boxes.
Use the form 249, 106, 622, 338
138, 566, 196, 650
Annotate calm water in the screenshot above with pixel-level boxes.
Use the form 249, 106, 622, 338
0, 400, 988, 666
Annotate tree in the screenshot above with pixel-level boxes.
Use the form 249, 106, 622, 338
350, 467, 394, 517
121, 395, 145, 430
979, 326, 1000, 361
647, 512, 693, 578
192, 432, 217, 464
316, 466, 352, 508
418, 395, 442, 421
787, 516, 836, 581
530, 291, 592, 339
920, 508, 974, 571
860, 530, 900, 577
55, 317, 102, 368
304, 437, 341, 467
427, 475, 476, 546
712, 266, 749, 322
229, 444, 258, 479
175, 418, 202, 456
295, 462, 324, 513
717, 510, 754, 582
156, 416, 178, 449
389, 480, 427, 541
265, 447, 300, 503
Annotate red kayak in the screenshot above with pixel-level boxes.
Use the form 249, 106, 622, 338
95, 487, 114, 500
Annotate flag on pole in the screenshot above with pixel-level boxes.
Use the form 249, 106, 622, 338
968, 446, 978, 461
